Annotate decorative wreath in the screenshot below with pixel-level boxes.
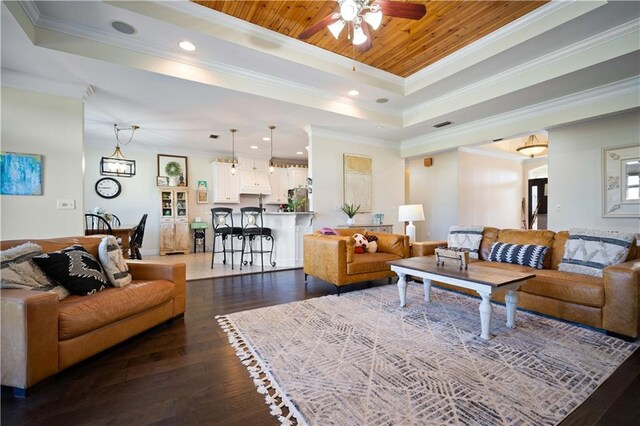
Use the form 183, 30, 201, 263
164, 161, 182, 177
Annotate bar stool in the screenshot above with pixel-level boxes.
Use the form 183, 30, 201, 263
210, 208, 242, 269
239, 207, 276, 271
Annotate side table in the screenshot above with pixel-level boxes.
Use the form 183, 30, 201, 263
191, 222, 208, 253
410, 240, 447, 257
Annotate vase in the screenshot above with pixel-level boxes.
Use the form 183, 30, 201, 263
346, 218, 355, 226
168, 176, 179, 187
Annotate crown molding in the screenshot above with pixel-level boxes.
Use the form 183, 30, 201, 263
1, 69, 94, 100
404, 18, 640, 126
306, 126, 400, 150
405, 0, 607, 95
401, 76, 640, 157
458, 146, 528, 163
20, 7, 401, 126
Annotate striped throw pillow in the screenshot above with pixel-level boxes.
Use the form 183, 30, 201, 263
448, 225, 483, 259
488, 242, 549, 269
558, 228, 634, 277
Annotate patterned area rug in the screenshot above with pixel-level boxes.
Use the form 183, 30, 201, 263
217, 284, 638, 425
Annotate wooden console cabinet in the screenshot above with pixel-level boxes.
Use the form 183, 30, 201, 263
159, 188, 190, 255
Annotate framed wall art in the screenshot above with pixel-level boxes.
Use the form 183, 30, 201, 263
602, 144, 640, 217
158, 154, 188, 187
343, 154, 372, 212
0, 152, 43, 195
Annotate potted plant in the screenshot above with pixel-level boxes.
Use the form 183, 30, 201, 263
341, 203, 360, 225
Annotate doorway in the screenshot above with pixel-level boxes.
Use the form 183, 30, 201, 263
528, 178, 548, 229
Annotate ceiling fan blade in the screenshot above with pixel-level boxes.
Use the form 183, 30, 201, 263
374, 1, 427, 20
298, 13, 340, 39
357, 23, 373, 53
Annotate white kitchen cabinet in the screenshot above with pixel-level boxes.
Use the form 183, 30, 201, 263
265, 168, 289, 204
212, 162, 240, 203
287, 167, 308, 189
238, 157, 272, 194
159, 188, 190, 255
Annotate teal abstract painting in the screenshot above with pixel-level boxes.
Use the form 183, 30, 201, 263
0, 152, 43, 195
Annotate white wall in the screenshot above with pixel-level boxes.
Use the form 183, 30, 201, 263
1, 87, 85, 239
311, 135, 405, 233
457, 150, 524, 229
406, 150, 458, 241
548, 111, 640, 233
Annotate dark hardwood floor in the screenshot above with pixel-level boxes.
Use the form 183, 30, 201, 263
2, 270, 639, 425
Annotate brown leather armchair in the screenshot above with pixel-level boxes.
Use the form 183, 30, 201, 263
303, 229, 409, 294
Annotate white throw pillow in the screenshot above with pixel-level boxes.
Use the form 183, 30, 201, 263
0, 242, 52, 289
447, 225, 483, 259
98, 236, 132, 287
558, 228, 635, 277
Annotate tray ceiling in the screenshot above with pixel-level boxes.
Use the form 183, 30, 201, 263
193, 0, 548, 77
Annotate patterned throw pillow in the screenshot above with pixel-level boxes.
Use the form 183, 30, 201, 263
488, 242, 549, 269
33, 245, 109, 296
558, 228, 635, 277
365, 235, 378, 253
448, 225, 483, 259
353, 233, 368, 248
98, 236, 132, 288
0, 242, 52, 289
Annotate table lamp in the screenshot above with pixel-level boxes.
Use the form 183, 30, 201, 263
398, 204, 425, 243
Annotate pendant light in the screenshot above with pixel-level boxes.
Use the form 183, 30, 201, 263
230, 128, 237, 175
516, 134, 548, 158
100, 124, 139, 177
268, 125, 275, 174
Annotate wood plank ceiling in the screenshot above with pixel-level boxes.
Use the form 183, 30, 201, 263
193, 1, 548, 77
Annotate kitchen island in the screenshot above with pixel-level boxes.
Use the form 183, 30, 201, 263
217, 211, 314, 268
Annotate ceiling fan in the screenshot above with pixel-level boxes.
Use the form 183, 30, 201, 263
298, 0, 427, 53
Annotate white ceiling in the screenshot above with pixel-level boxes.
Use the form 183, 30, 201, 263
1, 1, 639, 160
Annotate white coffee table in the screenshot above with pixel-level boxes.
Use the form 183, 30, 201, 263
389, 256, 535, 340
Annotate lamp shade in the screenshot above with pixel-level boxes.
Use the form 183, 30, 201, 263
398, 204, 425, 222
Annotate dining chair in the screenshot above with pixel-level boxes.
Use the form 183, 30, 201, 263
211, 208, 242, 269
84, 213, 113, 235
110, 214, 121, 228
129, 214, 148, 260
239, 207, 276, 272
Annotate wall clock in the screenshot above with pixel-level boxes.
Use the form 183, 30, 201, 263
95, 177, 122, 199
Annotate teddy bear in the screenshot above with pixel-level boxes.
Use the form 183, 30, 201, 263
352, 233, 368, 254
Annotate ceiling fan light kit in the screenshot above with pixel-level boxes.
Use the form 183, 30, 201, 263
299, 0, 426, 52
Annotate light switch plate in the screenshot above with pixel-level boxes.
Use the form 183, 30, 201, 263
56, 199, 76, 210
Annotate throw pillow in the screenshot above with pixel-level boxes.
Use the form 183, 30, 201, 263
0, 242, 52, 289
98, 236, 132, 288
33, 245, 109, 296
448, 225, 483, 259
354, 246, 365, 254
487, 242, 549, 269
365, 235, 378, 253
558, 228, 635, 277
319, 227, 339, 236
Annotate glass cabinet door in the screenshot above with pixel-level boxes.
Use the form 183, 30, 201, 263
175, 190, 188, 217
161, 190, 173, 217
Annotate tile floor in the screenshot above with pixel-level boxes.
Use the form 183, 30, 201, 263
140, 252, 299, 281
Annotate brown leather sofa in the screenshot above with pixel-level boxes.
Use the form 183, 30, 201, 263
412, 228, 640, 338
304, 229, 409, 293
1, 236, 186, 395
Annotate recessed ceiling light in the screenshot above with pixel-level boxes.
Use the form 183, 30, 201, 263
348, 89, 360, 96
376, 126, 383, 129
250, 145, 258, 149
262, 137, 271, 141
376, 98, 389, 104
178, 41, 196, 51
111, 21, 136, 35
296, 151, 304, 155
